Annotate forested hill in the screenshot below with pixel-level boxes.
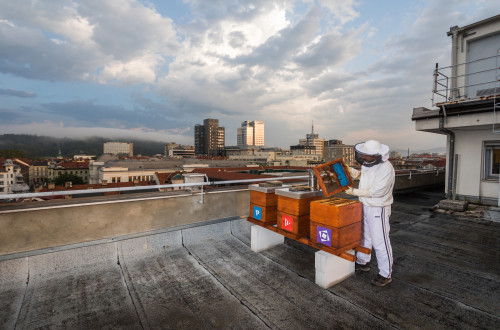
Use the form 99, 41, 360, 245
0, 134, 168, 158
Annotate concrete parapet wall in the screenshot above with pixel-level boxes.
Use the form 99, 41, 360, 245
0, 190, 250, 257
394, 171, 445, 192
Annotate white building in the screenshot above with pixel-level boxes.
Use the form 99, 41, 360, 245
412, 14, 500, 205
237, 121, 264, 147
103, 142, 133, 157
0, 159, 29, 194
98, 167, 157, 184
164, 143, 195, 158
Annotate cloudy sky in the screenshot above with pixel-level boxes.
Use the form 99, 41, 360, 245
1, 0, 499, 152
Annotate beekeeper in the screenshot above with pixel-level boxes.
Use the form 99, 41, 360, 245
345, 140, 395, 287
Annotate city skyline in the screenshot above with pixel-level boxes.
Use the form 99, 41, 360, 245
1, 1, 500, 151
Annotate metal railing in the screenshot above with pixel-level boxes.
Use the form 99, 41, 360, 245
0, 175, 310, 201
432, 51, 500, 106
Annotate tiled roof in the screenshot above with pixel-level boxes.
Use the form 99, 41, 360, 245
187, 166, 313, 183
192, 168, 275, 181
40, 181, 155, 192
155, 171, 184, 184
57, 161, 90, 169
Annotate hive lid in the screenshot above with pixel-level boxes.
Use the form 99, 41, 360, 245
274, 187, 323, 199
312, 158, 353, 198
250, 184, 286, 193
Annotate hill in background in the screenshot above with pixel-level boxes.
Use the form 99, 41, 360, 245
0, 134, 169, 158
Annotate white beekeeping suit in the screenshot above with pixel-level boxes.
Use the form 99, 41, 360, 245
345, 140, 395, 287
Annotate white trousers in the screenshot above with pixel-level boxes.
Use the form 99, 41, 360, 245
356, 205, 393, 278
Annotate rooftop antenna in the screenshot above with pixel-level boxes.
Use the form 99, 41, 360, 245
311, 120, 314, 134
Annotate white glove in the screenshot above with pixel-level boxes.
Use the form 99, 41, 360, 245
347, 166, 361, 180
344, 187, 371, 197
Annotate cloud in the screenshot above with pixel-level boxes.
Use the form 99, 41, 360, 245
229, 5, 321, 68
0, 0, 179, 83
1, 0, 499, 151
319, 0, 360, 24
0, 120, 191, 144
0, 88, 36, 98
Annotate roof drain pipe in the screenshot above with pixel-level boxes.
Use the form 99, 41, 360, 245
307, 169, 318, 190
199, 174, 209, 204
439, 104, 455, 199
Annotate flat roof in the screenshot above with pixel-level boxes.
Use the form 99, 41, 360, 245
1, 188, 499, 329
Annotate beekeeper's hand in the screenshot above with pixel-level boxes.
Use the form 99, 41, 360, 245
346, 165, 361, 180
344, 187, 371, 197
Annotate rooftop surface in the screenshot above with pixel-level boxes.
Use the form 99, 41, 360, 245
1, 188, 499, 329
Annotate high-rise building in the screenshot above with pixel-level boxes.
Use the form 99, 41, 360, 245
103, 142, 133, 157
194, 119, 225, 157
297, 122, 325, 159
237, 120, 264, 147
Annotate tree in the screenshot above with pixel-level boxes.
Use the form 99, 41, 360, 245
0, 149, 26, 158
53, 173, 84, 186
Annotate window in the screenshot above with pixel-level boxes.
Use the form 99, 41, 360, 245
484, 141, 500, 180
0, 174, 3, 178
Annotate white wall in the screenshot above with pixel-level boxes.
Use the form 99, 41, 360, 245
454, 129, 500, 200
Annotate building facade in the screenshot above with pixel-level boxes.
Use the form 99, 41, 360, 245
48, 161, 90, 184
293, 123, 325, 159
323, 144, 355, 166
164, 143, 195, 158
103, 142, 133, 157
0, 159, 29, 194
237, 120, 264, 147
412, 14, 500, 205
194, 119, 225, 157
28, 160, 49, 186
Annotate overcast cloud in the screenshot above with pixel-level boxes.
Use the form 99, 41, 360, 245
1, 0, 500, 152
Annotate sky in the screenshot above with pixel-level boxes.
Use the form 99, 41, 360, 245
1, 0, 500, 153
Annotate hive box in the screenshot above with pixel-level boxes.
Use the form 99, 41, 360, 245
275, 188, 322, 237
249, 184, 281, 224
277, 212, 310, 238
310, 198, 362, 227
310, 221, 361, 250
309, 198, 362, 250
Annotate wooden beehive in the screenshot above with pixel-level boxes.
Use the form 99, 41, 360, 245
249, 202, 277, 224
277, 195, 321, 216
275, 188, 322, 238
248, 185, 281, 224
310, 221, 361, 250
250, 190, 277, 207
277, 211, 310, 237
310, 198, 362, 227
309, 197, 362, 250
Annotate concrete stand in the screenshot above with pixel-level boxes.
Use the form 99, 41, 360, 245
251, 225, 284, 253
315, 250, 355, 288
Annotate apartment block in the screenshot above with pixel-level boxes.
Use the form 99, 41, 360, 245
194, 119, 225, 157
103, 142, 133, 157
237, 120, 264, 147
